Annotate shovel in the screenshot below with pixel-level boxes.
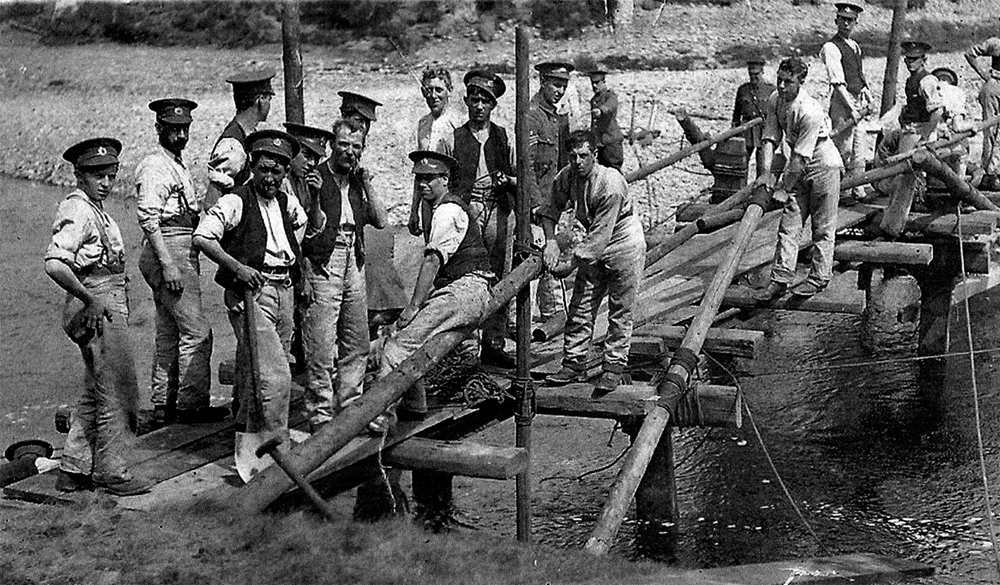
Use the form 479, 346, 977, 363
235, 288, 276, 483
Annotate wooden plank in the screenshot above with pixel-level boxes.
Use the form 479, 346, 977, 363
634, 553, 933, 584
381, 438, 527, 479
833, 240, 933, 265
632, 325, 764, 358
905, 210, 998, 238
536, 382, 739, 427
724, 271, 866, 315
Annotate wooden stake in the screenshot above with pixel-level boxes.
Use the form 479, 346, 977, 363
281, 0, 304, 124
585, 197, 768, 556
514, 25, 533, 544
879, 0, 908, 117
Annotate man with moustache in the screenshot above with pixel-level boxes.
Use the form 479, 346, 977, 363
754, 57, 843, 301
820, 1, 873, 204
409, 67, 460, 239
136, 98, 220, 428
207, 69, 275, 200
440, 69, 517, 368
194, 130, 325, 470
299, 118, 388, 434
45, 137, 151, 496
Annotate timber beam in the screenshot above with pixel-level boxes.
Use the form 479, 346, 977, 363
723, 284, 866, 314
833, 240, 934, 266
631, 325, 763, 359
382, 438, 527, 480
536, 382, 739, 427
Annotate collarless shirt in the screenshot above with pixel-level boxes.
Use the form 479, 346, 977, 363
46, 189, 125, 272
762, 89, 843, 169
135, 144, 199, 233
330, 170, 356, 227
416, 108, 459, 152
426, 200, 469, 263
820, 36, 863, 88
195, 189, 311, 268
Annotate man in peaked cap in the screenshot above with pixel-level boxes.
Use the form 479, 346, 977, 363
732, 54, 775, 176
582, 63, 625, 172
207, 68, 276, 202
194, 129, 327, 480
339, 91, 382, 135
965, 35, 1000, 190
356, 149, 492, 523
298, 118, 388, 434
880, 40, 944, 237
820, 0, 874, 204
281, 121, 335, 208
45, 137, 152, 496
409, 67, 461, 239
136, 98, 221, 429
439, 68, 517, 368
526, 61, 574, 328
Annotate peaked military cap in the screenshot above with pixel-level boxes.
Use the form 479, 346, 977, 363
464, 69, 506, 101
246, 129, 300, 164
225, 68, 275, 97
901, 40, 932, 59
835, 1, 863, 17
148, 98, 198, 125
746, 54, 767, 66
536, 61, 575, 80
283, 122, 335, 158
5, 439, 53, 462
338, 91, 382, 122
932, 67, 959, 86
63, 137, 122, 169
409, 150, 457, 175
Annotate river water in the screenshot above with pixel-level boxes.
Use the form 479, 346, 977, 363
4, 175, 1000, 582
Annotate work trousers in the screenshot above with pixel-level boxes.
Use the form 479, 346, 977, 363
830, 91, 871, 198
772, 164, 841, 286
380, 273, 491, 421
301, 233, 370, 426
563, 220, 645, 373
470, 201, 512, 352
60, 273, 140, 484
138, 233, 212, 411
226, 279, 294, 438
980, 78, 1000, 176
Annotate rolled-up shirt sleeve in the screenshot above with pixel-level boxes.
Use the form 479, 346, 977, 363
921, 74, 944, 114
425, 202, 468, 264
45, 198, 93, 270
820, 42, 846, 86
134, 158, 169, 233
194, 193, 243, 241
208, 138, 247, 189
574, 170, 626, 265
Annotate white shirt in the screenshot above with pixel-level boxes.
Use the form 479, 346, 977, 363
135, 145, 199, 233
425, 201, 468, 264
195, 190, 311, 267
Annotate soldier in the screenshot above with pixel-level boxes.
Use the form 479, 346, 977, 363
586, 65, 625, 171
527, 61, 574, 324
45, 137, 151, 496
193, 130, 325, 478
339, 91, 382, 136
964, 36, 1000, 190
880, 40, 943, 238
732, 55, 775, 176
932, 67, 972, 178
540, 130, 646, 397
208, 69, 275, 200
299, 118, 388, 434
409, 67, 461, 239
440, 69, 517, 368
136, 98, 220, 428
754, 57, 843, 301
282, 122, 334, 207
820, 1, 873, 204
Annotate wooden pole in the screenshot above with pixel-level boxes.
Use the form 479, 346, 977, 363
584, 193, 768, 556
237, 256, 545, 515
879, 0, 907, 116
281, 0, 304, 124
625, 117, 763, 183
513, 25, 533, 543
912, 150, 1000, 211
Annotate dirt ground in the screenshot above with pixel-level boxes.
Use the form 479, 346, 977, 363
0, 1, 995, 581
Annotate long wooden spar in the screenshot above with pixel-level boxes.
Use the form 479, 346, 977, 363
584, 187, 770, 556
625, 117, 762, 184
237, 255, 545, 515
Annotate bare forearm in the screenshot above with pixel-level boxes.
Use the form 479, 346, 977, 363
193, 236, 242, 275
363, 181, 388, 229
144, 228, 175, 269
45, 259, 94, 305
409, 253, 442, 309
779, 153, 806, 191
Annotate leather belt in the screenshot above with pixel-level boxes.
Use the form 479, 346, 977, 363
260, 266, 291, 276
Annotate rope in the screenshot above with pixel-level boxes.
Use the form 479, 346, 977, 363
708, 353, 829, 555
956, 204, 1000, 577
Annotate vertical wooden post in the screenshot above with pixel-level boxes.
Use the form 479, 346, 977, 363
879, 0, 908, 116
514, 25, 533, 543
282, 0, 304, 124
